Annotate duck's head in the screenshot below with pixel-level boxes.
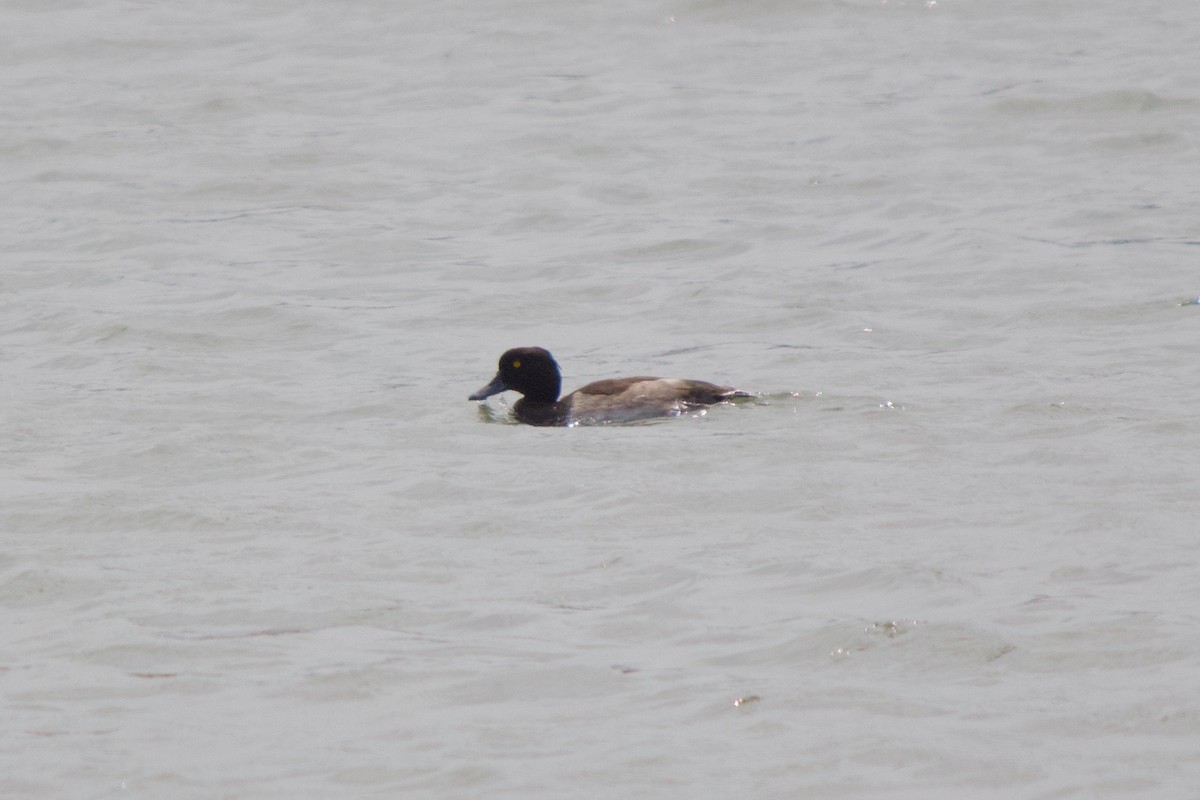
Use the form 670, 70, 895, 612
469, 347, 562, 403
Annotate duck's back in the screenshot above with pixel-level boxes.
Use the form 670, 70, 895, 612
575, 377, 737, 402
558, 376, 743, 424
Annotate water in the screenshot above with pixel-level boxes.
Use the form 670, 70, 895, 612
3, 0, 1199, 797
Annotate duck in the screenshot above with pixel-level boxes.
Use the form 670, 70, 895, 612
468, 346, 747, 426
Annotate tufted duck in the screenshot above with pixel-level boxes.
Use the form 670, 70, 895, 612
469, 347, 747, 426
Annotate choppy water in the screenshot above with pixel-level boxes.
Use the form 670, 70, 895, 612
4, 0, 1200, 797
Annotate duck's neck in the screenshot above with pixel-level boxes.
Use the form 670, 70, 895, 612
523, 374, 560, 403
526, 389, 559, 404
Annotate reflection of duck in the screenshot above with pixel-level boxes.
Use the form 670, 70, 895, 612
469, 347, 748, 426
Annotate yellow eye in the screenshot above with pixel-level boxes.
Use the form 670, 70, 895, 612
512, 360, 521, 369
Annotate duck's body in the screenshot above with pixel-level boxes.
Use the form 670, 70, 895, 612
469, 347, 746, 426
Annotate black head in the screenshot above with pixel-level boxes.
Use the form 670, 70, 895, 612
468, 347, 562, 403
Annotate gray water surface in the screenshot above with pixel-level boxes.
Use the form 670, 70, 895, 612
4, 1, 1200, 797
